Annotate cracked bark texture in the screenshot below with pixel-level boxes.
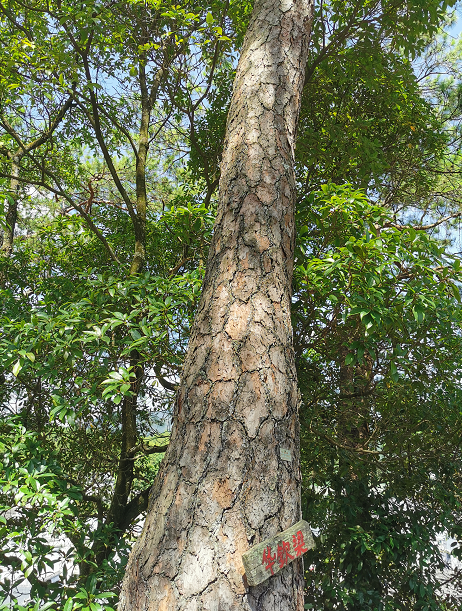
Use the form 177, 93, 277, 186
119, 0, 313, 608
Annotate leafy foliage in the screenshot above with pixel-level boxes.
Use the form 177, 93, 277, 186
0, 202, 212, 608
295, 185, 462, 610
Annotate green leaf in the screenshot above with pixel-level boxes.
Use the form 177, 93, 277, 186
93, 593, 116, 600
449, 282, 460, 302
23, 565, 33, 579
413, 305, 425, 323
12, 360, 22, 377
74, 591, 88, 600
130, 329, 142, 340
63, 599, 74, 611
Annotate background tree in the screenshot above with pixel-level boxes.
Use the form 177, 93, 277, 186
0, 0, 235, 606
294, 185, 462, 609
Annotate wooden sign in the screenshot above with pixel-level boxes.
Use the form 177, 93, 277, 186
242, 520, 315, 586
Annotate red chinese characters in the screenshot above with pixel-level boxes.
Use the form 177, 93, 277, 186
292, 530, 308, 557
277, 540, 294, 568
262, 545, 276, 575
243, 522, 312, 586
262, 532, 308, 574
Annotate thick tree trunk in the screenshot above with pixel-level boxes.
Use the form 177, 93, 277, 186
119, 0, 313, 608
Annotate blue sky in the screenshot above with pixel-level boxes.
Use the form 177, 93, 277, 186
447, 5, 462, 37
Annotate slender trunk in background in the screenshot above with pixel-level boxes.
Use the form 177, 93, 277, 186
120, 0, 313, 607
1, 157, 20, 258
108, 57, 152, 519
0, 158, 20, 288
129, 58, 150, 276
90, 61, 152, 570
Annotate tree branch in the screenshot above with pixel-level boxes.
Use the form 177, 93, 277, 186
60, 23, 137, 221
119, 486, 152, 532
154, 364, 178, 391
0, 170, 121, 265
127, 441, 169, 457
0, 94, 74, 160
318, 431, 381, 455
385, 212, 462, 232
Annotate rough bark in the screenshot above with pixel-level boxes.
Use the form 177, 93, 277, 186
119, 0, 313, 608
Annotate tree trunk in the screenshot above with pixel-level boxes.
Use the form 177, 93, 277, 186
0, 158, 20, 287
119, 0, 313, 607
0, 157, 20, 258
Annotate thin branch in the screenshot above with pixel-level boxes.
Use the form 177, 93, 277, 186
127, 442, 169, 457
169, 255, 190, 278
318, 431, 381, 455
60, 22, 137, 220
149, 66, 166, 110
154, 364, 178, 391
0, 4, 33, 38
192, 38, 222, 111
0, 94, 74, 160
71, 91, 138, 159
305, 10, 372, 83
385, 212, 462, 231
0, 171, 121, 265
120, 486, 151, 531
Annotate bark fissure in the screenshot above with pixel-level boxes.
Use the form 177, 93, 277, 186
120, 0, 313, 607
